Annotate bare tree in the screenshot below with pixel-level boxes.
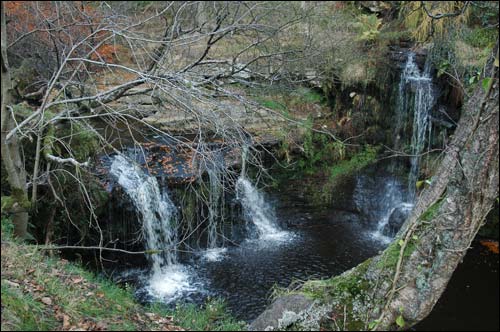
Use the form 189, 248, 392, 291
1, 1, 312, 239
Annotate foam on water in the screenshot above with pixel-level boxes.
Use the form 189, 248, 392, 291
147, 265, 196, 301
110, 155, 195, 301
236, 177, 291, 241
202, 247, 228, 262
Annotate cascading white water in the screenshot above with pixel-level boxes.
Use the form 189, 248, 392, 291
202, 156, 228, 261
236, 177, 288, 241
397, 53, 436, 201
207, 166, 222, 248
110, 155, 192, 299
110, 155, 178, 269
236, 142, 289, 241
372, 202, 414, 244
354, 175, 413, 243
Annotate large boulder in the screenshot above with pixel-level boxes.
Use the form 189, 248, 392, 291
249, 294, 315, 331
382, 204, 412, 237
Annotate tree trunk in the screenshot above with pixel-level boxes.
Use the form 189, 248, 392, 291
250, 46, 499, 331
1, 3, 30, 239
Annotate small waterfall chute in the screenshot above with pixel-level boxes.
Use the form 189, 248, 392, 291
236, 143, 291, 241
236, 177, 289, 241
109, 154, 194, 300
201, 151, 228, 261
396, 52, 436, 201
354, 175, 413, 243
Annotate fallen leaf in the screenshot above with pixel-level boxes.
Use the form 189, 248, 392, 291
5, 280, 20, 288
41, 297, 52, 305
72, 277, 84, 284
480, 240, 499, 254
95, 321, 107, 330
63, 315, 71, 329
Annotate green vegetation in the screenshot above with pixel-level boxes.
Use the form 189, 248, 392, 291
284, 258, 375, 331
1, 218, 243, 331
328, 145, 378, 181
255, 86, 326, 115
257, 98, 287, 112
313, 145, 379, 205
165, 300, 244, 331
1, 282, 56, 331
271, 141, 379, 207
290, 87, 325, 105
419, 198, 445, 222
356, 14, 383, 42
55, 122, 100, 161
464, 27, 498, 49
301, 258, 373, 301
376, 239, 417, 269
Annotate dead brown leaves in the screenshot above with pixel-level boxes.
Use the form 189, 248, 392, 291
1, 242, 184, 331
480, 240, 499, 254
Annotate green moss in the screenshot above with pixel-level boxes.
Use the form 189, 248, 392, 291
289, 87, 325, 105
328, 145, 378, 180
42, 124, 55, 158
377, 240, 417, 269
297, 258, 374, 330
57, 122, 99, 161
257, 98, 287, 111
10, 188, 31, 210
300, 257, 373, 302
420, 197, 445, 222
1, 196, 15, 212
271, 144, 379, 208
464, 27, 497, 49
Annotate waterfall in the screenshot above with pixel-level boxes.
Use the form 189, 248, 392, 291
207, 166, 222, 249
397, 53, 436, 201
241, 144, 249, 177
354, 175, 413, 243
236, 177, 288, 240
110, 155, 192, 299
372, 202, 414, 243
202, 155, 227, 261
110, 155, 178, 270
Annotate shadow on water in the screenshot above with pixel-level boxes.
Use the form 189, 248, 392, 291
413, 243, 499, 331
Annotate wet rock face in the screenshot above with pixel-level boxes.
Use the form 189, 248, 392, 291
359, 1, 392, 13
248, 294, 314, 331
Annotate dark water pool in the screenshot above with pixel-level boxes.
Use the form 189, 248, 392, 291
191, 210, 385, 321
414, 242, 499, 331
120, 202, 388, 322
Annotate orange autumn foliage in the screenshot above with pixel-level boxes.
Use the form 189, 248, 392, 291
480, 240, 499, 254
91, 44, 124, 63
5, 1, 121, 64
